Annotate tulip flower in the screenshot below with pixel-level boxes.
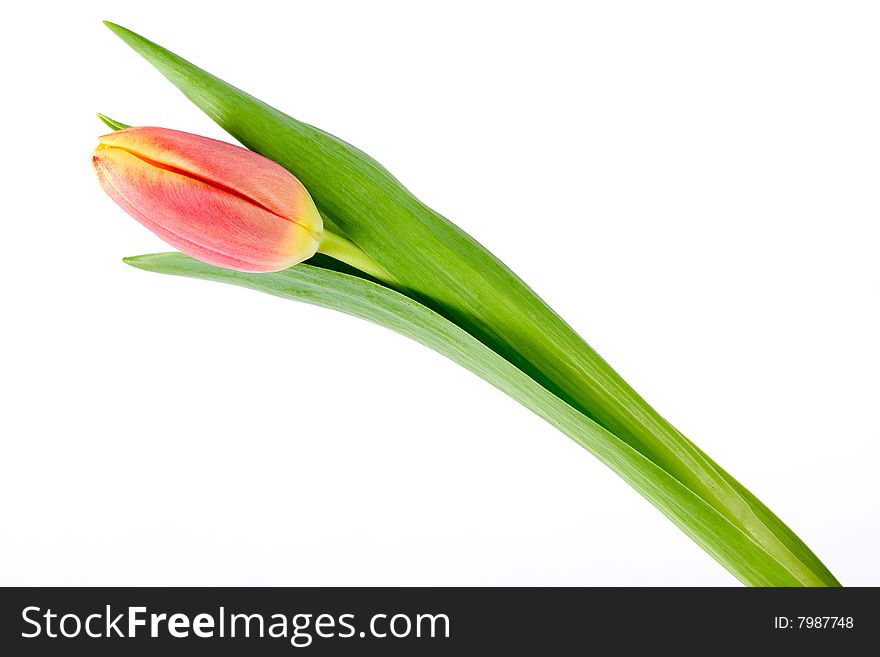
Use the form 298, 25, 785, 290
94, 126, 391, 281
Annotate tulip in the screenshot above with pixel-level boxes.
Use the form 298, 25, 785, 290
93, 126, 321, 272
101, 23, 843, 588
94, 126, 392, 283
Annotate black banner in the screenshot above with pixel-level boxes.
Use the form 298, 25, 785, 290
0, 587, 874, 654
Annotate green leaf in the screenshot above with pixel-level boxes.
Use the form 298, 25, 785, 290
105, 23, 839, 585
96, 113, 130, 131
125, 252, 807, 586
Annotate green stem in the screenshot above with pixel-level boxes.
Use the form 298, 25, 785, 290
317, 229, 399, 287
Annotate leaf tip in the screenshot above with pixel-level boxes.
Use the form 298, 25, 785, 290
102, 21, 146, 49
96, 113, 130, 131
102, 20, 126, 35
122, 253, 168, 271
122, 255, 145, 269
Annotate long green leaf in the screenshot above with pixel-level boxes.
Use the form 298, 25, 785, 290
126, 252, 807, 586
104, 23, 838, 585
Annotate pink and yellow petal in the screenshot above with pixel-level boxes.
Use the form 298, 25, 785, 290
97, 127, 317, 225
93, 145, 320, 272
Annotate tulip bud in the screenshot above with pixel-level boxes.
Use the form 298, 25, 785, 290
93, 126, 322, 272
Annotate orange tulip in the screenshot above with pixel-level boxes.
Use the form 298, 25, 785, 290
93, 127, 323, 272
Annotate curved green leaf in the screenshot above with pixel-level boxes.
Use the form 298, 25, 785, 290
125, 252, 807, 586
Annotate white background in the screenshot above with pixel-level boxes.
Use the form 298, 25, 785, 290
1, 1, 878, 586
